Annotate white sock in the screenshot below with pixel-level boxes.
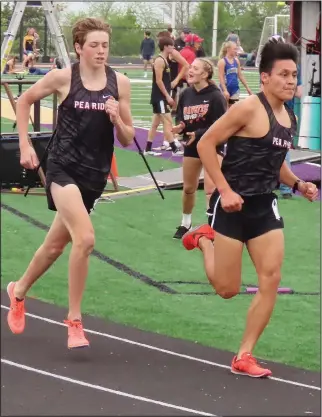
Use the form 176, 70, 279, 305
174, 139, 181, 148
181, 213, 192, 228
163, 140, 169, 147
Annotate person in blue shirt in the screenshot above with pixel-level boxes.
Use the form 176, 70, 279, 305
217, 41, 252, 107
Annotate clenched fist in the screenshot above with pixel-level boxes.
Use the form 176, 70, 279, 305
20, 145, 39, 170
105, 96, 120, 124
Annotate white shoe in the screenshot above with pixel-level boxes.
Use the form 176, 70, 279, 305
144, 150, 162, 156
172, 149, 184, 156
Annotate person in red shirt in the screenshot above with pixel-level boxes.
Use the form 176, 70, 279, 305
178, 34, 204, 95
180, 34, 204, 69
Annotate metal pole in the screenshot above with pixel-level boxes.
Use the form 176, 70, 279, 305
212, 1, 218, 57
171, 1, 176, 31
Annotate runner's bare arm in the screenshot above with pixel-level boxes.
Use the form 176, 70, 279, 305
279, 160, 302, 187
217, 59, 228, 94
197, 97, 255, 193
154, 58, 171, 101
237, 59, 252, 94
114, 73, 135, 147
16, 68, 70, 149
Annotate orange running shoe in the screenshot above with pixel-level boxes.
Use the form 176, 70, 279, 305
7, 281, 26, 334
182, 224, 215, 251
231, 353, 272, 378
64, 319, 90, 350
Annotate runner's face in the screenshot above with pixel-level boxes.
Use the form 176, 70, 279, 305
164, 45, 174, 55
228, 44, 237, 57
76, 31, 109, 67
188, 59, 206, 84
262, 59, 297, 101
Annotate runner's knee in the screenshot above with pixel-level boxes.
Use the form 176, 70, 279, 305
72, 229, 95, 255
215, 285, 240, 299
258, 269, 281, 293
183, 184, 197, 195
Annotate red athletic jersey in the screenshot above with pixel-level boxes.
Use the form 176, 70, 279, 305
179, 46, 196, 80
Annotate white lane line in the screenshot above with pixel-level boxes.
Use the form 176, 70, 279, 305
1, 359, 216, 416
1, 305, 320, 391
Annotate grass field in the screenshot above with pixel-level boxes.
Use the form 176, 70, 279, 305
1, 66, 320, 372
1, 146, 320, 371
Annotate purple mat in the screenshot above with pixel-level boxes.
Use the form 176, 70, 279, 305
292, 163, 320, 181
115, 127, 183, 164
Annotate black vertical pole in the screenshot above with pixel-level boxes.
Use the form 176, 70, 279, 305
19, 16, 24, 62
44, 17, 48, 62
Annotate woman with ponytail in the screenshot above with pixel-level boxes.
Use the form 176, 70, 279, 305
172, 58, 227, 239
218, 41, 252, 106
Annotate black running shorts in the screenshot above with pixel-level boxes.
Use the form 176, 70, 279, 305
207, 190, 284, 242
184, 141, 225, 159
151, 100, 170, 114
45, 160, 104, 214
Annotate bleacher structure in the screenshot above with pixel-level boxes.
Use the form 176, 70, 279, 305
1, 1, 70, 74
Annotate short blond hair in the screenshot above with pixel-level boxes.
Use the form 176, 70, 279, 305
72, 17, 112, 58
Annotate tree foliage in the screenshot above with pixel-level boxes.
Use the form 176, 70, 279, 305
190, 1, 290, 56
1, 1, 290, 59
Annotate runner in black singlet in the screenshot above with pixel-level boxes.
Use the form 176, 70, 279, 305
182, 40, 318, 378
46, 61, 118, 208
7, 18, 134, 351
145, 36, 183, 156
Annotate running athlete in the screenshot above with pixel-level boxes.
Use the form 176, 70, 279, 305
7, 18, 134, 349
182, 41, 318, 377
145, 36, 182, 156
217, 41, 252, 106
172, 58, 227, 239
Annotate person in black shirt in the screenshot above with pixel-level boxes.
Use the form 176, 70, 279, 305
140, 31, 155, 78
182, 41, 318, 377
145, 36, 182, 156
174, 28, 191, 52
7, 18, 134, 350
172, 58, 227, 239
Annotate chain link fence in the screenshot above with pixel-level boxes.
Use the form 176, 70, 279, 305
1, 23, 262, 63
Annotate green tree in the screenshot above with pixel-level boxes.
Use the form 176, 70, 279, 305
190, 2, 234, 56
190, 1, 290, 55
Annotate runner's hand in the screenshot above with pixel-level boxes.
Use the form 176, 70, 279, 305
220, 189, 244, 212
223, 91, 230, 101
167, 96, 175, 107
105, 96, 120, 124
298, 181, 319, 202
185, 132, 196, 146
20, 145, 39, 170
172, 123, 184, 134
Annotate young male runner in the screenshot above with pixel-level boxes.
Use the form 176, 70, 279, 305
182, 40, 318, 377
145, 36, 182, 156
7, 17, 134, 349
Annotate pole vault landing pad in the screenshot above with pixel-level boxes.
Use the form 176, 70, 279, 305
291, 148, 321, 163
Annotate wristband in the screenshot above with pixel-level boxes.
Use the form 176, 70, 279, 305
292, 179, 303, 193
